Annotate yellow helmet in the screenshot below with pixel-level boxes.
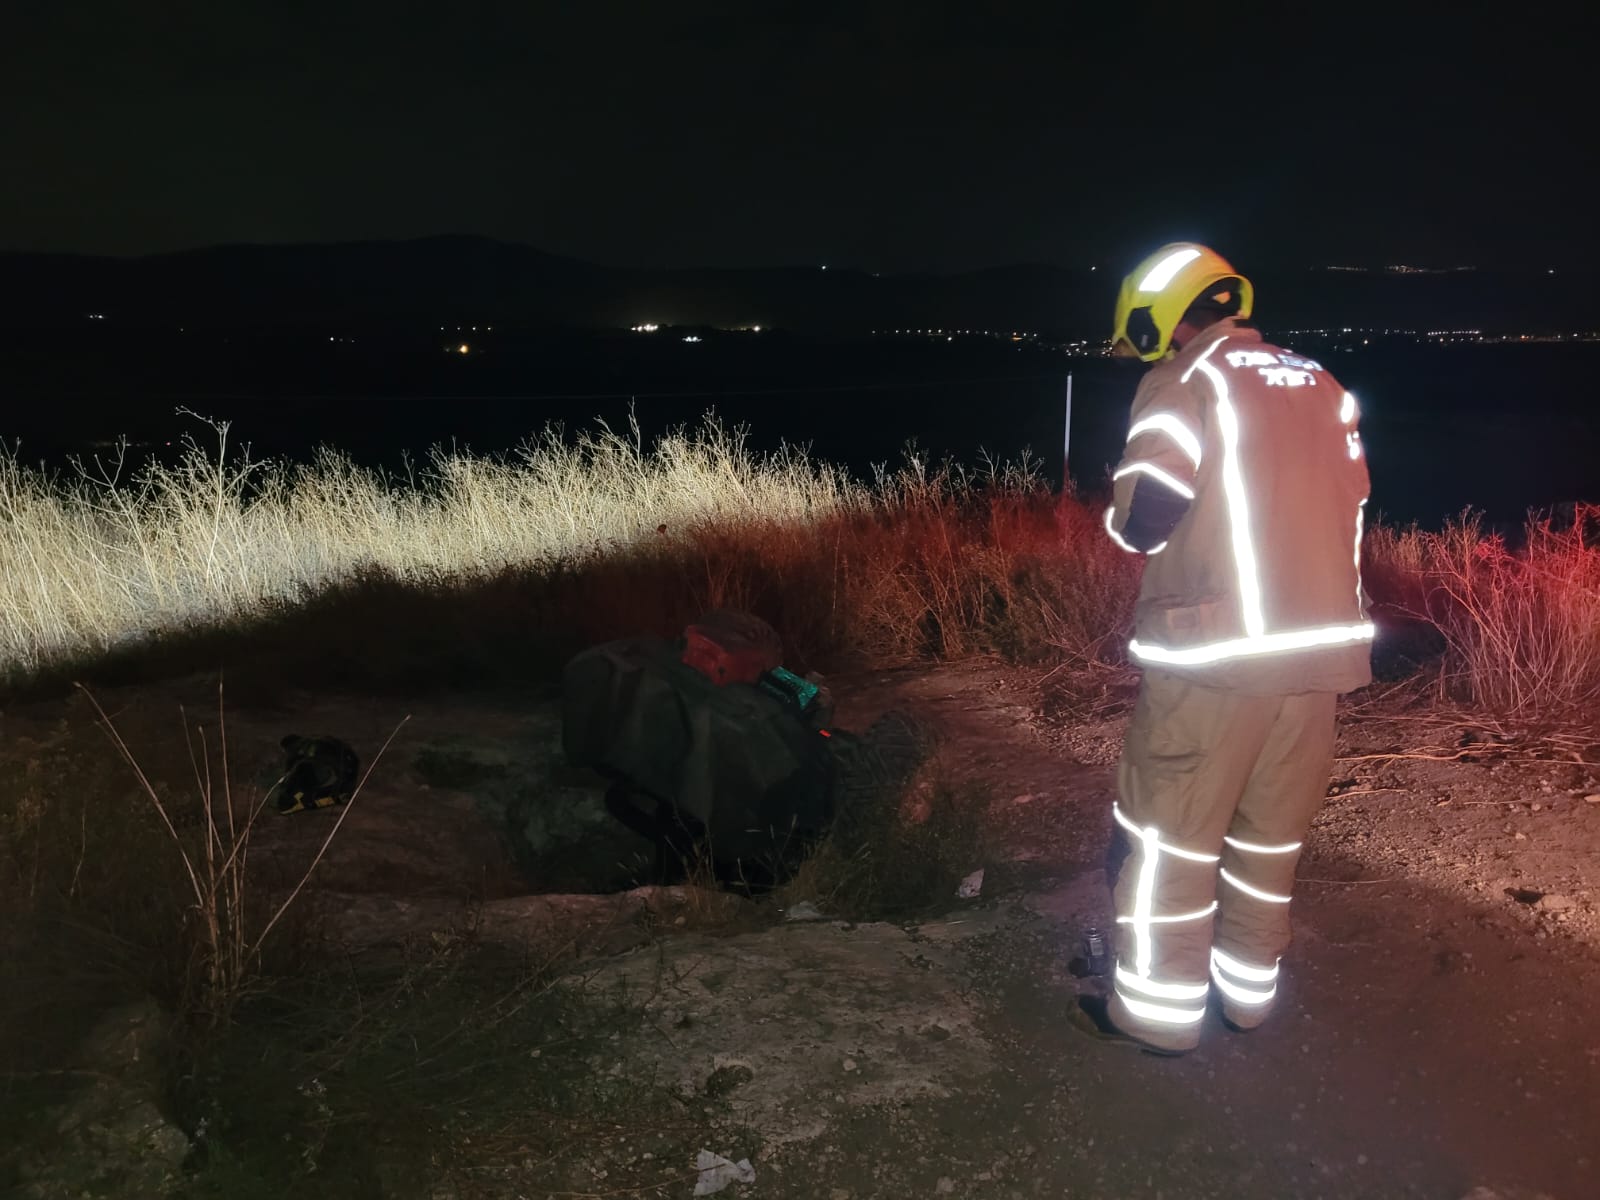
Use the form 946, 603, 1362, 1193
1111, 242, 1254, 362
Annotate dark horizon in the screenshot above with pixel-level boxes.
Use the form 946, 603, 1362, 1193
0, 231, 1543, 278
6, 234, 1595, 339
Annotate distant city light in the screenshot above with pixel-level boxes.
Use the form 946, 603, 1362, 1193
820, 265, 827, 271
631, 323, 659, 332
1324, 265, 1479, 275
753, 325, 761, 332
683, 335, 701, 343
458, 343, 469, 354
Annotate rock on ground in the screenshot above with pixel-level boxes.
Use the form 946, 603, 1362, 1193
579, 914, 1002, 1147
16, 999, 190, 1199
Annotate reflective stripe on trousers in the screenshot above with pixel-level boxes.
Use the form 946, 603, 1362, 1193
1111, 803, 1217, 1026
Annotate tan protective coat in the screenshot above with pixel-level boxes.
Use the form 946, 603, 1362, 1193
1107, 317, 1372, 696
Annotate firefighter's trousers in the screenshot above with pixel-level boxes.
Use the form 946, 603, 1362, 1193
1107, 669, 1336, 1052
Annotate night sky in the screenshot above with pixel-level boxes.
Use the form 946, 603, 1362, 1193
3, 3, 1589, 272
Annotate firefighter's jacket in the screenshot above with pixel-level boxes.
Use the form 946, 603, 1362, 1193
1106, 318, 1373, 695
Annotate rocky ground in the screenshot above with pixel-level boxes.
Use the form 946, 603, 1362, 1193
6, 662, 1599, 1198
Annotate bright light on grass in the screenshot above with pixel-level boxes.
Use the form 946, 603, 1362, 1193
0, 415, 867, 679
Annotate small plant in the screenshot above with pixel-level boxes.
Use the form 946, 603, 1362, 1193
76, 680, 408, 1025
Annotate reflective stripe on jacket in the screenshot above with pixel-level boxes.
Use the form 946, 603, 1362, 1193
1106, 318, 1374, 695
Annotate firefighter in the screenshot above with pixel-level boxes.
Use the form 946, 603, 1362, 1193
1081, 243, 1373, 1055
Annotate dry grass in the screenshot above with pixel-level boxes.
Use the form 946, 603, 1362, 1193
1364, 505, 1600, 716
0, 417, 1140, 691
7, 411, 1596, 721
0, 415, 863, 681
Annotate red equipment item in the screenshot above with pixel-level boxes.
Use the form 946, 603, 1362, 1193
680, 610, 784, 685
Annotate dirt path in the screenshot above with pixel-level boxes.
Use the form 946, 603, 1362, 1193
743, 663, 1600, 1200
742, 870, 1596, 1200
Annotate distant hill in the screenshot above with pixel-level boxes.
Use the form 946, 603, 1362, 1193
1, 236, 1591, 336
